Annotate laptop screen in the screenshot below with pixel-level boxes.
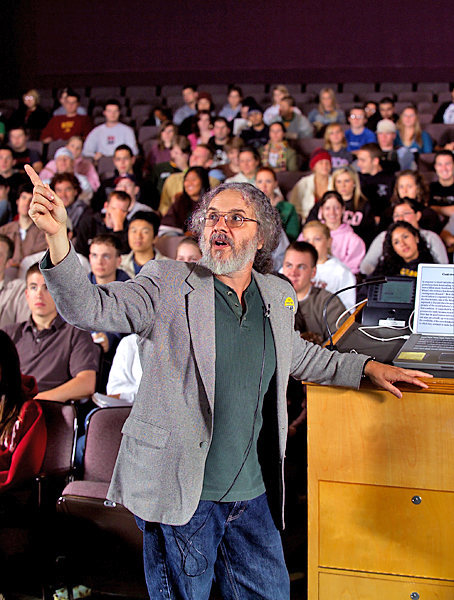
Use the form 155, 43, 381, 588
414, 264, 454, 336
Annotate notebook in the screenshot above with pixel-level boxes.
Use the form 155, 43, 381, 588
393, 264, 454, 370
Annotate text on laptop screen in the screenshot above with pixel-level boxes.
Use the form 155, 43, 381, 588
415, 265, 454, 335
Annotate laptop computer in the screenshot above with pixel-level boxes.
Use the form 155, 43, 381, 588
393, 263, 454, 370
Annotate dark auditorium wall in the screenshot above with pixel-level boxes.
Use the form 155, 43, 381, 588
9, 0, 454, 92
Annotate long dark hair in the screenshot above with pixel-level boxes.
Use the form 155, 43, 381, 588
182, 167, 211, 202
0, 330, 27, 446
373, 221, 434, 277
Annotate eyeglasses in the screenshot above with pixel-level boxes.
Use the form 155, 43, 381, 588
349, 114, 365, 119
393, 212, 415, 220
201, 212, 259, 228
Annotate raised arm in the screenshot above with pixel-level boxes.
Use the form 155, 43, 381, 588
25, 165, 70, 265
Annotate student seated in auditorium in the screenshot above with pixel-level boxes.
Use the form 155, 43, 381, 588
120, 211, 164, 278
172, 85, 198, 126
75, 190, 131, 258
40, 147, 93, 202
207, 117, 234, 168
264, 85, 297, 125
145, 121, 177, 171
178, 92, 216, 137
370, 221, 436, 279
289, 148, 333, 222
225, 146, 261, 185
323, 123, 354, 169
38, 136, 100, 193
366, 96, 399, 131
175, 237, 202, 262
0, 234, 30, 328
360, 196, 448, 276
375, 119, 415, 172
218, 85, 243, 122
0, 330, 46, 497
395, 104, 433, 155
300, 220, 356, 312
389, 170, 439, 232
4, 263, 100, 402
150, 135, 191, 200
0, 183, 47, 277
40, 89, 92, 143
159, 145, 220, 216
50, 173, 92, 237
429, 150, 454, 222
240, 105, 269, 151
259, 121, 298, 172
356, 143, 395, 226
302, 190, 365, 275
114, 174, 153, 220
307, 87, 346, 136
0, 146, 28, 215
83, 99, 138, 160
282, 241, 348, 343
345, 106, 377, 154
161, 167, 211, 232
278, 95, 314, 139
8, 127, 43, 173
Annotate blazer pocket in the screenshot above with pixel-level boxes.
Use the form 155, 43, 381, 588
122, 416, 170, 449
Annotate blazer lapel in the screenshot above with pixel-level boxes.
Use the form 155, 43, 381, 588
186, 266, 216, 410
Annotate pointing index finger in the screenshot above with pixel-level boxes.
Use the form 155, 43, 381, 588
25, 164, 45, 188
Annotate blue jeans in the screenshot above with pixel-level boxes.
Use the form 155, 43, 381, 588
135, 493, 289, 600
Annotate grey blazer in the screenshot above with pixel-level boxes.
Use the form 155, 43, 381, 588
41, 246, 369, 527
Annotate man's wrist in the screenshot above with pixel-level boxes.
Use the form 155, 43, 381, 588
362, 357, 376, 378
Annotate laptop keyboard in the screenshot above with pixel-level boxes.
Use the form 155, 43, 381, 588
414, 336, 454, 351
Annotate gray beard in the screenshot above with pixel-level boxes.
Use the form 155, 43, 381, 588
199, 232, 259, 275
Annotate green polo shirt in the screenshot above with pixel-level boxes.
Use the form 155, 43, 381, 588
201, 276, 276, 502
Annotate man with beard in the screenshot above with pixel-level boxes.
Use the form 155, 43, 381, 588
26, 165, 430, 600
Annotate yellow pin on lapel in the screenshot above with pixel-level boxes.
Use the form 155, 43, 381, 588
284, 297, 295, 312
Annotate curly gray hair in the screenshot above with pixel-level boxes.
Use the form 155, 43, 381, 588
188, 182, 282, 274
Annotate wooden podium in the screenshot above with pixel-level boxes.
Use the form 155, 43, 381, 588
307, 308, 454, 599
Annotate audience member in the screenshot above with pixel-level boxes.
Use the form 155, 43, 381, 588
161, 167, 211, 231
312, 190, 365, 274
142, 105, 173, 127
301, 220, 356, 310
159, 145, 219, 215
323, 123, 354, 168
240, 106, 269, 150
278, 95, 313, 139
83, 99, 138, 159
366, 97, 399, 131
53, 87, 87, 116
0, 234, 30, 328
121, 211, 164, 278
260, 122, 298, 172
0, 330, 46, 496
432, 88, 454, 124
225, 146, 261, 184
8, 127, 43, 172
218, 86, 243, 122
371, 221, 436, 278
356, 143, 395, 223
187, 111, 213, 150
307, 166, 375, 246
360, 197, 448, 275
172, 85, 198, 126
219, 137, 245, 179
395, 104, 433, 154
40, 90, 92, 142
0, 183, 47, 274
391, 169, 439, 232
307, 88, 346, 135
255, 166, 300, 241
40, 136, 100, 192
75, 190, 131, 257
178, 92, 215, 137
175, 237, 202, 262
282, 241, 347, 341
363, 100, 378, 125
440, 214, 454, 250
429, 150, 454, 220
50, 173, 91, 236
207, 117, 233, 168
105, 334, 142, 403
151, 135, 191, 199
7, 90, 50, 140
0, 146, 27, 214
232, 96, 259, 136
115, 174, 153, 220
345, 106, 377, 153
289, 148, 333, 221
41, 147, 93, 201
145, 122, 177, 171
375, 119, 415, 172
4, 263, 100, 401
263, 85, 298, 125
